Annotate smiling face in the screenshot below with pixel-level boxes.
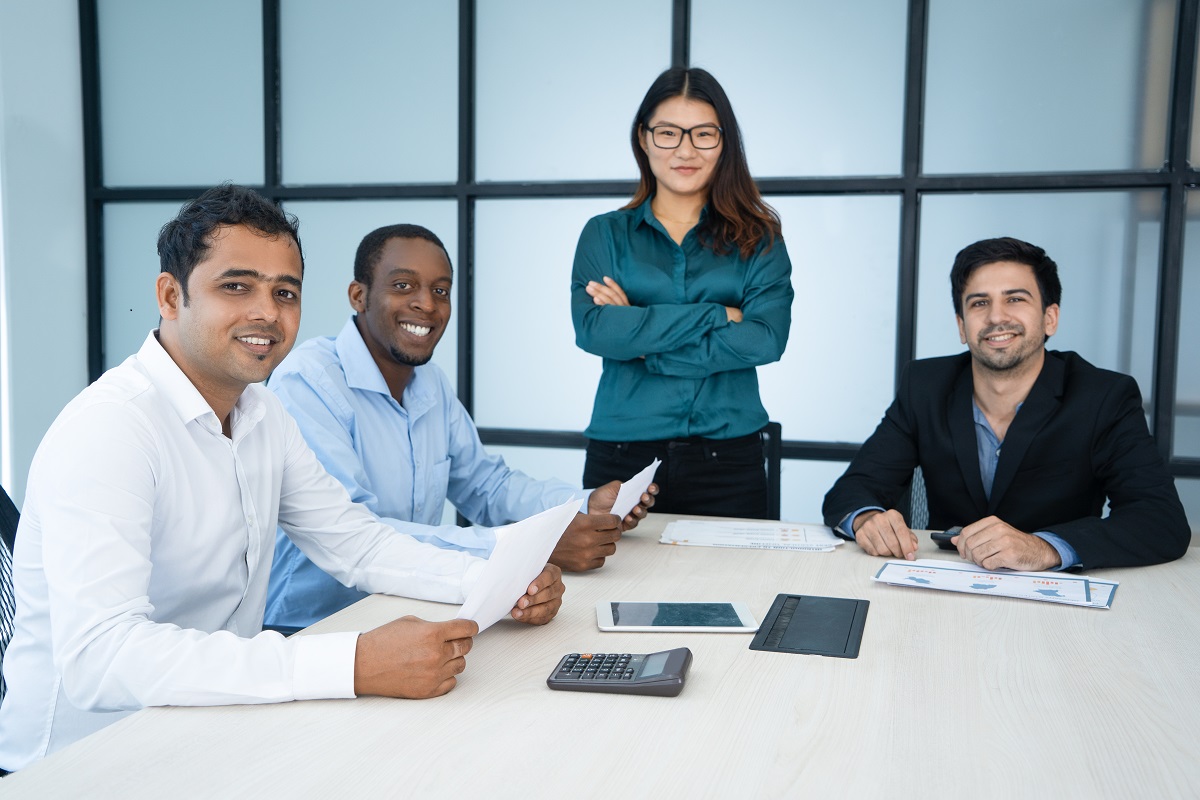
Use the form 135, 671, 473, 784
956, 260, 1059, 376
156, 223, 303, 416
639, 96, 723, 205
350, 236, 452, 381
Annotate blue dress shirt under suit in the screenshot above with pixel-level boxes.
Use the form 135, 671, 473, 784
264, 318, 580, 629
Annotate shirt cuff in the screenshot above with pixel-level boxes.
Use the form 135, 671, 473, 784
1031, 531, 1080, 571
291, 631, 360, 700
836, 507, 885, 541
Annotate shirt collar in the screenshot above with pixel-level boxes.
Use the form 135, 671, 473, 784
637, 197, 710, 239
136, 331, 265, 435
335, 317, 392, 396
334, 316, 435, 415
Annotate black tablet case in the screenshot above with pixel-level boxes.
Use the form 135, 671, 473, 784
749, 594, 869, 658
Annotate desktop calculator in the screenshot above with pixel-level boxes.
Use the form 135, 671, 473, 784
546, 647, 692, 696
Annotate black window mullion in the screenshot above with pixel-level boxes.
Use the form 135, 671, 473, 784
895, 0, 929, 387
671, 0, 690, 69
80, 0, 104, 382
1155, 0, 1199, 465
458, 0, 477, 417
263, 0, 282, 198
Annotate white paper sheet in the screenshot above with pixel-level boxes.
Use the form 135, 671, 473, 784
456, 497, 583, 631
609, 458, 661, 520
871, 558, 1118, 609
659, 519, 844, 552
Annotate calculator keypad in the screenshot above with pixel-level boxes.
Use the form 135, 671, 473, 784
556, 653, 637, 681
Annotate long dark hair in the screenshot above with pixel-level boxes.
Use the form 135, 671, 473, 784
624, 67, 781, 259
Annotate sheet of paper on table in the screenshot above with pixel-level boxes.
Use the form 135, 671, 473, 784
871, 558, 1118, 609
609, 458, 661, 520
456, 497, 584, 631
659, 519, 844, 552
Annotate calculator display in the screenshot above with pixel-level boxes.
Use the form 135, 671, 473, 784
610, 602, 742, 628
639, 651, 669, 678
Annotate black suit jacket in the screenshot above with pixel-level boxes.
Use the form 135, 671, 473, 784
823, 350, 1190, 569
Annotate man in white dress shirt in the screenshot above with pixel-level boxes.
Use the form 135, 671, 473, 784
0, 185, 564, 771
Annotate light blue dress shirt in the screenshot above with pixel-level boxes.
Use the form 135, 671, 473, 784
265, 317, 581, 628
838, 401, 1080, 570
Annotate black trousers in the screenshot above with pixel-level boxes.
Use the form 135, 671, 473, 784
583, 433, 770, 519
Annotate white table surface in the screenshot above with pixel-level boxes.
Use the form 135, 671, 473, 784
3, 514, 1197, 799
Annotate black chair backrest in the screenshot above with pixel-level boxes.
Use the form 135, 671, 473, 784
0, 485, 17, 554
1, 484, 17, 705
761, 422, 782, 521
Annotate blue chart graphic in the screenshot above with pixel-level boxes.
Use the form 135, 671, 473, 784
1035, 589, 1064, 597
970, 584, 997, 590
905, 577, 931, 585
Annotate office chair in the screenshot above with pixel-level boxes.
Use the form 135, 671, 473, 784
906, 466, 929, 531
0, 484, 19, 706
760, 422, 782, 521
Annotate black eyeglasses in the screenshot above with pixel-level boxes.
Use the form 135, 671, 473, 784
647, 124, 723, 150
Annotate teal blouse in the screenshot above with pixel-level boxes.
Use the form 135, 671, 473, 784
571, 201, 793, 441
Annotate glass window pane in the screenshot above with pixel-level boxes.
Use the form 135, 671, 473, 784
103, 202, 182, 370
281, 1, 457, 184
486, 445, 586, 492
758, 196, 900, 442
473, 197, 616, 430
283, 201, 458, 387
98, 1, 262, 186
780, 459, 851, 524
475, 0, 670, 182
925, 0, 1172, 173
1176, 207, 1200, 457
918, 192, 1162, 416
691, 0, 906, 177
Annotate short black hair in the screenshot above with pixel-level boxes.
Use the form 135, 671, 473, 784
950, 237, 1062, 316
353, 223, 452, 287
157, 183, 302, 302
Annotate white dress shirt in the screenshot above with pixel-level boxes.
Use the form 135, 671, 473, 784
0, 333, 484, 770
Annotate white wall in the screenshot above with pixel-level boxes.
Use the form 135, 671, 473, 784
0, 0, 89, 505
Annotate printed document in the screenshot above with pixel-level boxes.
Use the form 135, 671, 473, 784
871, 558, 1118, 609
659, 519, 843, 552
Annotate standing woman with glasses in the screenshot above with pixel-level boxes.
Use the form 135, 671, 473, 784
571, 67, 793, 519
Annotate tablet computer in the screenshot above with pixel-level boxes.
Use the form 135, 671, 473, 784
595, 601, 758, 633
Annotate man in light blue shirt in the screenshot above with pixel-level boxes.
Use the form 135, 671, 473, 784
266, 224, 654, 629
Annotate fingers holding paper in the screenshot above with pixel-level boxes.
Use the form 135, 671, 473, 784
354, 615, 478, 699
511, 564, 565, 625
587, 479, 658, 532
620, 483, 658, 531
853, 509, 918, 560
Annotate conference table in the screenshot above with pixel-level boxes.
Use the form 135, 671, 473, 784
3, 514, 1198, 798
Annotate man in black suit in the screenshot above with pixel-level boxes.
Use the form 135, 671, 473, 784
823, 237, 1190, 571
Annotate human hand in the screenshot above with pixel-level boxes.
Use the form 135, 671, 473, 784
586, 276, 631, 306
852, 509, 918, 560
953, 516, 1061, 571
550, 511, 622, 571
725, 306, 743, 323
586, 480, 658, 531
354, 616, 478, 698
511, 564, 566, 624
